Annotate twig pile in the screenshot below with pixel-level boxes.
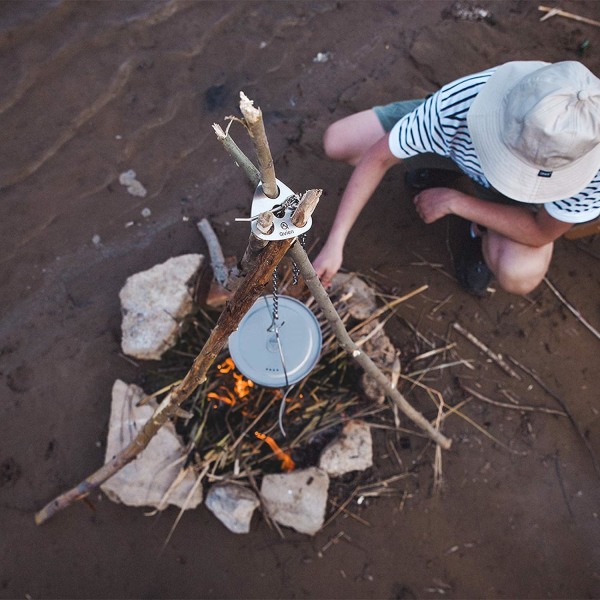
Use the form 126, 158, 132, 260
144, 271, 406, 485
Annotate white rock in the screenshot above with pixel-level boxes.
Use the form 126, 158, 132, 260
119, 169, 147, 197
120, 254, 203, 360
319, 420, 373, 477
313, 51, 332, 63
331, 273, 377, 319
332, 273, 400, 403
101, 380, 203, 510
358, 321, 399, 403
205, 483, 260, 534
261, 467, 329, 535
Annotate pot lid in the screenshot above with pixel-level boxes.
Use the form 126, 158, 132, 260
228, 295, 322, 388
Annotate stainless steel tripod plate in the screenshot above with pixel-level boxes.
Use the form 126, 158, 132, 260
250, 178, 312, 240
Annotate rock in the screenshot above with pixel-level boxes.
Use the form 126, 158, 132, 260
205, 483, 260, 534
313, 51, 332, 63
332, 273, 401, 403
120, 254, 203, 360
444, 1, 494, 23
358, 320, 400, 403
319, 420, 373, 477
261, 467, 329, 535
119, 169, 147, 197
101, 380, 203, 510
331, 273, 377, 319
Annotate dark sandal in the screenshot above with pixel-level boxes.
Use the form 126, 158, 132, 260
454, 230, 493, 296
405, 168, 463, 191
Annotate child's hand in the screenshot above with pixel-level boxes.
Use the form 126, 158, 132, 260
413, 188, 457, 223
312, 242, 343, 289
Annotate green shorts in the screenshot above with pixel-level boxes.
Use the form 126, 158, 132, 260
373, 99, 425, 132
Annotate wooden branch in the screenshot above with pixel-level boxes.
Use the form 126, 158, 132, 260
291, 189, 321, 226
212, 123, 260, 186
35, 246, 289, 525
452, 322, 521, 380
34, 194, 320, 526
288, 242, 452, 450
211, 125, 272, 290
543, 277, 600, 341
538, 5, 600, 27
196, 218, 230, 287
224, 212, 275, 292
239, 92, 277, 198
256, 211, 274, 236
460, 382, 567, 417
238, 234, 269, 281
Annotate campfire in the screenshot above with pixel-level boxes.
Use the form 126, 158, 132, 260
144, 270, 396, 483
125, 268, 431, 535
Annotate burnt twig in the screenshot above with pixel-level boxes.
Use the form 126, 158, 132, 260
460, 382, 567, 417
196, 218, 231, 288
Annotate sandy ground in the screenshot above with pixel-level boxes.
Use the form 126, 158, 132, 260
1, 1, 600, 598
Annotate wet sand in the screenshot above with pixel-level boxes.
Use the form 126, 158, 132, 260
1, 1, 600, 598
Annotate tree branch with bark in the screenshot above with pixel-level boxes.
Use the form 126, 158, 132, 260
34, 191, 320, 526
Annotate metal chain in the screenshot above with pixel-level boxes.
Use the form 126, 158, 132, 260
271, 268, 279, 321
291, 233, 306, 285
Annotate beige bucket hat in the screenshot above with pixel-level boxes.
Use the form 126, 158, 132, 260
467, 60, 600, 203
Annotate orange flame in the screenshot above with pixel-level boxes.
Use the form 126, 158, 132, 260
233, 370, 254, 399
208, 359, 255, 407
207, 388, 236, 406
217, 358, 235, 374
255, 431, 295, 472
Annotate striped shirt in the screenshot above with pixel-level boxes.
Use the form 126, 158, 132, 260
388, 68, 600, 224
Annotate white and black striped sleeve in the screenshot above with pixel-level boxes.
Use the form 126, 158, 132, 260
388, 69, 494, 161
545, 172, 600, 223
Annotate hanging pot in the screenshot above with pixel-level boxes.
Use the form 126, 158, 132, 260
228, 295, 322, 387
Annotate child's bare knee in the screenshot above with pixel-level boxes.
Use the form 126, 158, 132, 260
494, 260, 548, 295
484, 236, 552, 296
496, 273, 542, 296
